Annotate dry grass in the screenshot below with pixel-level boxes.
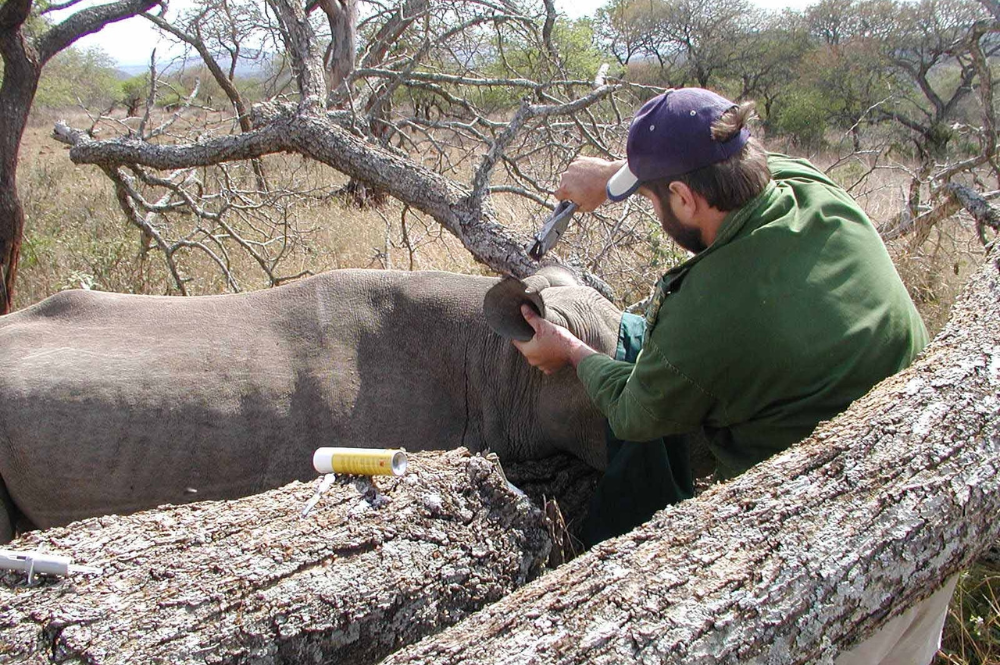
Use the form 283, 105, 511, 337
939, 566, 1000, 665
14, 114, 486, 309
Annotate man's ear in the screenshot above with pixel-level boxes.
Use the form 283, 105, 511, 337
668, 181, 699, 220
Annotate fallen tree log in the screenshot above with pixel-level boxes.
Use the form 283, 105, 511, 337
0, 449, 551, 664
384, 255, 1000, 664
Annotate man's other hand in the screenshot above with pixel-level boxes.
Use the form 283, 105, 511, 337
512, 304, 597, 374
555, 157, 626, 212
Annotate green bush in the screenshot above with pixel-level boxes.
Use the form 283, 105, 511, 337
35, 46, 121, 109
774, 91, 828, 149
119, 75, 149, 116
476, 17, 605, 112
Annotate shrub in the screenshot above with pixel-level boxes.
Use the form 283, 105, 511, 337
774, 91, 828, 149
35, 46, 121, 110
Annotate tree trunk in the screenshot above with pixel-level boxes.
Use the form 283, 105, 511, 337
0, 96, 30, 316
0, 8, 39, 315
384, 255, 1000, 664
0, 449, 552, 664
0, 0, 161, 314
315, 0, 357, 92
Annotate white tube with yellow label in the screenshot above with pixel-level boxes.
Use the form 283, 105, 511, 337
313, 447, 408, 477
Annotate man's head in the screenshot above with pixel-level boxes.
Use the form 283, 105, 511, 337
607, 88, 771, 251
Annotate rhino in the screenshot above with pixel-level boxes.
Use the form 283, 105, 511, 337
0, 267, 624, 543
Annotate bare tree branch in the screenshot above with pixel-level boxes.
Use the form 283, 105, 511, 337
30, 0, 649, 303
269, 0, 327, 105
945, 182, 1000, 244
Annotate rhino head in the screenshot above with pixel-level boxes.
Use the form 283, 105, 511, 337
483, 266, 621, 348
480, 266, 623, 469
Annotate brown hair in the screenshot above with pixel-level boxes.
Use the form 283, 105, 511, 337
646, 102, 771, 212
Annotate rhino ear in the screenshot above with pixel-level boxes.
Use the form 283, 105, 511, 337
519, 265, 581, 294
483, 276, 547, 342
532, 265, 580, 288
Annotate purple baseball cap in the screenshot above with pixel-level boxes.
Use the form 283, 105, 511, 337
606, 88, 750, 202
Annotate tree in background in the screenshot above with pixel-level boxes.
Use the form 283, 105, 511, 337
36, 45, 121, 109
0, 0, 159, 314
653, 0, 754, 88
877, 0, 998, 221
594, 0, 660, 67
782, 25, 891, 149
120, 74, 149, 116
795, 0, 895, 148
723, 9, 811, 126
595, 0, 755, 88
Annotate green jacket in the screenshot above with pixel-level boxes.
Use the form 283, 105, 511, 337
577, 154, 928, 479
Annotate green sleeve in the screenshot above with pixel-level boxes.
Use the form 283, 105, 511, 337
576, 336, 715, 442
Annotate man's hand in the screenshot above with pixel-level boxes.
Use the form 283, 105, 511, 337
512, 305, 597, 374
555, 157, 626, 213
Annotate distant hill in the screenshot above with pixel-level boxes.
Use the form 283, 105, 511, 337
115, 54, 271, 80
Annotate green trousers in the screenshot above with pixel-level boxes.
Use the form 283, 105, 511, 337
581, 313, 695, 548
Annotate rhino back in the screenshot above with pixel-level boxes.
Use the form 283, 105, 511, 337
0, 271, 498, 528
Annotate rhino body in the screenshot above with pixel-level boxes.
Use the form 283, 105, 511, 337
0, 269, 622, 542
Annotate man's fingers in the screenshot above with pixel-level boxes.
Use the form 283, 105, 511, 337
511, 339, 551, 374
520, 304, 543, 331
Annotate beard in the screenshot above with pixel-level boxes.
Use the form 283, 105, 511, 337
658, 200, 707, 254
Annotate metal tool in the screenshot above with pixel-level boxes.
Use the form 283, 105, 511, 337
301, 473, 337, 518
0, 549, 101, 584
529, 200, 578, 259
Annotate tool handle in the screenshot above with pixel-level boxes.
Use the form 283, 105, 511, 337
1, 549, 101, 577
1, 550, 68, 575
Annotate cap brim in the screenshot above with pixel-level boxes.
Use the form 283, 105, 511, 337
606, 163, 641, 202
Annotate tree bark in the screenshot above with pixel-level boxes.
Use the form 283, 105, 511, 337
0, 449, 552, 664
313, 0, 357, 92
383, 255, 1000, 665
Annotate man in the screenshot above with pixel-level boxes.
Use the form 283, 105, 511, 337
512, 88, 928, 547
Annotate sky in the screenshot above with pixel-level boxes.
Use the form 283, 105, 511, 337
62, 0, 820, 67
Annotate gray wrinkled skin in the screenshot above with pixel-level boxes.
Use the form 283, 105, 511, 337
0, 269, 621, 542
